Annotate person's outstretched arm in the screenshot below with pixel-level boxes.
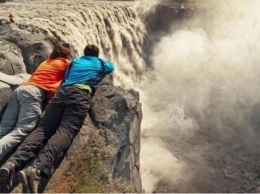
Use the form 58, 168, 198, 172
102, 60, 115, 73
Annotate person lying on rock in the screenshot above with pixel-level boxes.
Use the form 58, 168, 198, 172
0, 44, 115, 193
0, 43, 71, 162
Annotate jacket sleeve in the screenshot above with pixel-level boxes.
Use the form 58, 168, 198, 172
103, 60, 115, 73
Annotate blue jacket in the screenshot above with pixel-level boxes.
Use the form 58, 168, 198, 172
61, 56, 115, 88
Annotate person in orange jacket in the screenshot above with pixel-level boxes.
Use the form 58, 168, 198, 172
0, 43, 71, 163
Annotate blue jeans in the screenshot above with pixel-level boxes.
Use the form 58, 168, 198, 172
0, 84, 45, 161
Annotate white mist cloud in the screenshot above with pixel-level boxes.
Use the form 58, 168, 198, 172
134, 0, 160, 14
139, 0, 260, 192
141, 139, 187, 192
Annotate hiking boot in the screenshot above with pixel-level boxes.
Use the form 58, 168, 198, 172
0, 161, 15, 193
18, 168, 29, 193
18, 166, 41, 193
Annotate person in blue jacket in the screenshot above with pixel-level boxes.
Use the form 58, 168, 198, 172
0, 44, 115, 193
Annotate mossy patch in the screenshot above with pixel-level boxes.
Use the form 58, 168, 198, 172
67, 129, 135, 193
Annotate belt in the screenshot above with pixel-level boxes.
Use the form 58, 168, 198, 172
73, 84, 92, 95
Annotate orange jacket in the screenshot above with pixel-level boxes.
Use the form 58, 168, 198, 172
25, 58, 71, 99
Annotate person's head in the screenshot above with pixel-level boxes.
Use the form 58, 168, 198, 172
83, 44, 99, 57
49, 43, 71, 59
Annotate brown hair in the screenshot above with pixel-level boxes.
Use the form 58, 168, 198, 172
49, 43, 71, 59
83, 44, 99, 57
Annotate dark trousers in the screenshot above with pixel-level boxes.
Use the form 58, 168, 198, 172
9, 86, 91, 176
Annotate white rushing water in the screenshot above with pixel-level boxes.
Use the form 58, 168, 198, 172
2, 0, 260, 192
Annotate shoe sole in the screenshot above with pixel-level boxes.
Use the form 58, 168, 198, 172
18, 171, 30, 193
0, 168, 10, 193
28, 172, 40, 193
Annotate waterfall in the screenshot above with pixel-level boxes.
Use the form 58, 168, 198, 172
0, 0, 147, 87
4, 0, 260, 193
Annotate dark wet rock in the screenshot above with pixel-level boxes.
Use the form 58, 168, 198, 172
0, 23, 68, 74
